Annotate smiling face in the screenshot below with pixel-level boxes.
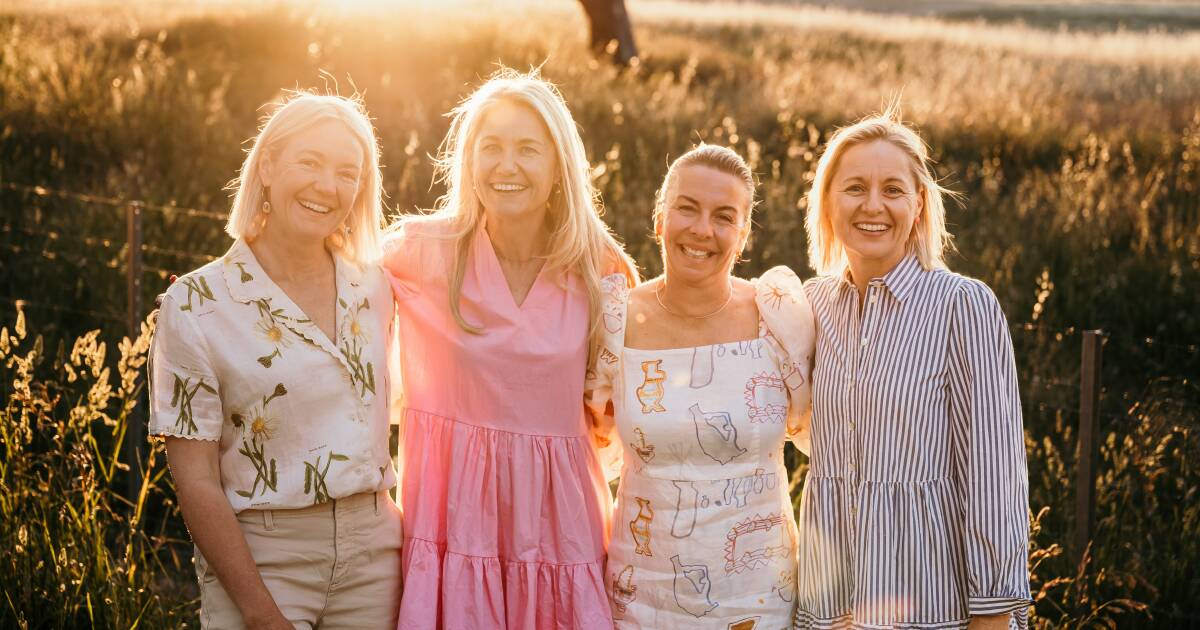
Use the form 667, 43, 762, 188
828, 139, 924, 277
259, 118, 363, 247
657, 164, 751, 285
470, 99, 558, 222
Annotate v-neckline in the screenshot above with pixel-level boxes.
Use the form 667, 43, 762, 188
477, 227, 547, 312
244, 242, 342, 346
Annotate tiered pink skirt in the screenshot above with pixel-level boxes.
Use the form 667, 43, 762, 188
397, 408, 614, 629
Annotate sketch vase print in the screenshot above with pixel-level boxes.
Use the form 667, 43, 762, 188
585, 269, 815, 628
630, 497, 655, 556
636, 359, 668, 413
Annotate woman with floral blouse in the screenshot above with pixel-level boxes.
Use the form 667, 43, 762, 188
586, 144, 815, 628
794, 110, 1030, 629
148, 92, 401, 628
382, 69, 638, 629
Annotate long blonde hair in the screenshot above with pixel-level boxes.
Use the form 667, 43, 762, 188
406, 68, 637, 347
805, 106, 956, 276
226, 91, 385, 264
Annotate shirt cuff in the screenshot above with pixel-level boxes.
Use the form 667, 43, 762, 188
969, 595, 1031, 616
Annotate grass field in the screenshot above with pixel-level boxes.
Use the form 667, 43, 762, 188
1, 0, 1198, 627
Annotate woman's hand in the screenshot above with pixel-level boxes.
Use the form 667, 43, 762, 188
967, 613, 1010, 630
244, 611, 296, 630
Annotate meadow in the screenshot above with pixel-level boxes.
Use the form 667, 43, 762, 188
1, 0, 1198, 627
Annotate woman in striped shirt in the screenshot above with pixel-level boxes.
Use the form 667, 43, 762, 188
794, 111, 1031, 629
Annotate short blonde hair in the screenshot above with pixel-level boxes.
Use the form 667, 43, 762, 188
805, 108, 955, 276
226, 91, 384, 264
405, 68, 637, 344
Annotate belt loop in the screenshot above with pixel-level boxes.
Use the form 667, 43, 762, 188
263, 508, 275, 531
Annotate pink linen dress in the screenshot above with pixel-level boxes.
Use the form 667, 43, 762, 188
383, 217, 615, 629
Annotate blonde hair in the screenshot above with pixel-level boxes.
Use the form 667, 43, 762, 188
653, 143, 756, 264
406, 68, 637, 345
226, 91, 385, 264
805, 107, 955, 276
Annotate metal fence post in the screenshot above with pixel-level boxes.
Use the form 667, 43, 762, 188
1074, 330, 1103, 568
125, 203, 145, 500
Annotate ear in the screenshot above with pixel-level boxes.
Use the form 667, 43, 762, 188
259, 150, 276, 187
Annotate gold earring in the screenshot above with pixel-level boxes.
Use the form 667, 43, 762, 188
262, 186, 272, 214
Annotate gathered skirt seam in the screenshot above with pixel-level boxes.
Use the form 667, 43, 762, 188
403, 406, 589, 440
403, 535, 604, 567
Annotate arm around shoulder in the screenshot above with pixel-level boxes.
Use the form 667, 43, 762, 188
754, 266, 816, 454
584, 272, 631, 481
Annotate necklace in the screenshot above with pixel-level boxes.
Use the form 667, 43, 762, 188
494, 252, 543, 265
654, 278, 734, 319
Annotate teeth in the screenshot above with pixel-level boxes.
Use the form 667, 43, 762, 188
681, 246, 711, 259
855, 223, 889, 232
491, 183, 526, 192
299, 200, 333, 214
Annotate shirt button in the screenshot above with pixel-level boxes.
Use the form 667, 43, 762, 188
849, 421, 856, 431
860, 337, 868, 346
869, 295, 878, 304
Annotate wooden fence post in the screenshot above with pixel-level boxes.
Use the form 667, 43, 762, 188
125, 203, 144, 500
1074, 330, 1103, 568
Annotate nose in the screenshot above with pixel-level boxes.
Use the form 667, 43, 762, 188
687, 215, 715, 239
497, 148, 518, 174
864, 186, 885, 213
313, 167, 337, 196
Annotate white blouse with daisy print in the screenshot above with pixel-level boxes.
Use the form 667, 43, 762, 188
148, 239, 396, 513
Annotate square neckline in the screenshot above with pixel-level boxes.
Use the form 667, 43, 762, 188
619, 284, 769, 353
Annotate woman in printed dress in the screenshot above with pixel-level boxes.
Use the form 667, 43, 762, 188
794, 110, 1030, 629
382, 69, 638, 629
586, 144, 815, 629
148, 92, 401, 628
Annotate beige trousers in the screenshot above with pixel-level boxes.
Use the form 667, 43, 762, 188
195, 490, 402, 629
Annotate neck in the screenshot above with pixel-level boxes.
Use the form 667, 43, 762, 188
658, 269, 733, 316
249, 229, 334, 283
846, 249, 907, 299
484, 208, 550, 261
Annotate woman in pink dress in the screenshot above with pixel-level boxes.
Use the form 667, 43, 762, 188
382, 69, 637, 629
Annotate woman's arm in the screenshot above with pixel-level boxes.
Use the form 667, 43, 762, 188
166, 438, 293, 630
947, 279, 1031, 622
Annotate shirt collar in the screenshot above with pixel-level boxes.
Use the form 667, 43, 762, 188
836, 251, 924, 303
218, 239, 376, 404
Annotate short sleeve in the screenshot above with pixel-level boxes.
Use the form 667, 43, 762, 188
584, 273, 631, 482
381, 220, 423, 300
755, 266, 816, 454
148, 293, 223, 441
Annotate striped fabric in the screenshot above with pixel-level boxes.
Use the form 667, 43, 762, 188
794, 253, 1031, 629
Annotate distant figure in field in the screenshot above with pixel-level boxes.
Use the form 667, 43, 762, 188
578, 0, 639, 66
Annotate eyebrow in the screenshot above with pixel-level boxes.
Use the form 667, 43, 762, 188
477, 134, 546, 146
839, 175, 911, 185
296, 149, 360, 170
675, 194, 740, 212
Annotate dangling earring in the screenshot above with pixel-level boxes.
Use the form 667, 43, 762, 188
262, 186, 272, 214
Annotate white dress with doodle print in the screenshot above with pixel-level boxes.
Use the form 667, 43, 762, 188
587, 267, 815, 630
